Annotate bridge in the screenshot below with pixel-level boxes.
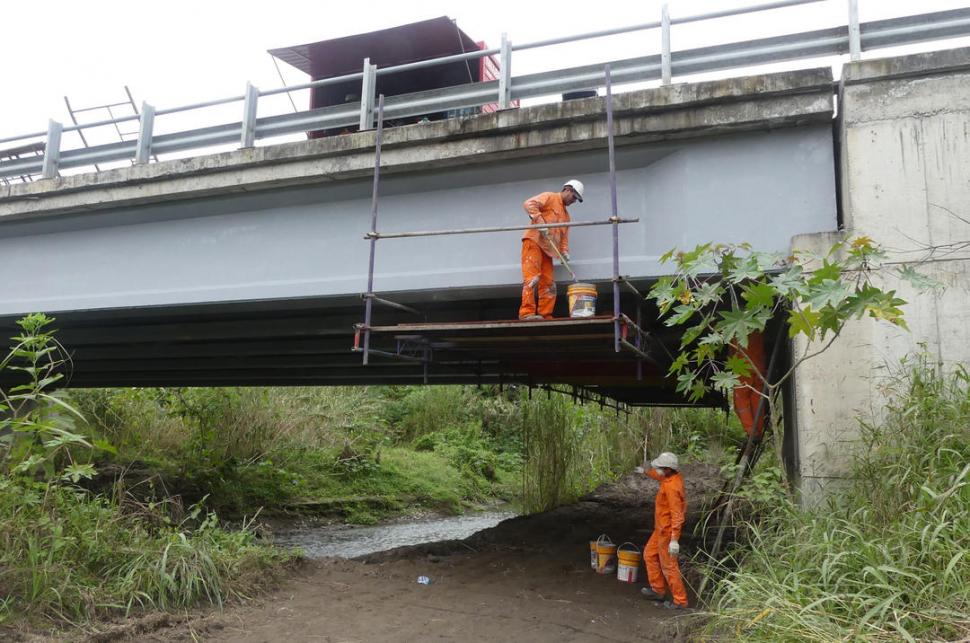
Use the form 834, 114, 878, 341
0, 69, 836, 397
2, 4, 970, 498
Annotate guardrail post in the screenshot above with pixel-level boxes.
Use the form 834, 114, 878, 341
359, 59, 377, 130
40, 119, 63, 179
661, 3, 672, 84
848, 0, 861, 60
498, 32, 512, 109
241, 82, 259, 148
135, 102, 155, 165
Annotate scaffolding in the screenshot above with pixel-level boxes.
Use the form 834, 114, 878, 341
351, 65, 670, 403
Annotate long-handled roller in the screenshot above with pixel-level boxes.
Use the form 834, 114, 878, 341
541, 229, 579, 283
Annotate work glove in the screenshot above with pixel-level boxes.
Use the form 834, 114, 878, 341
562, 251, 571, 262
654, 468, 665, 477
634, 466, 645, 474
668, 540, 680, 557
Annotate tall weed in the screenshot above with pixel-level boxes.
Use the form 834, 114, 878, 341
520, 392, 643, 512
0, 480, 290, 623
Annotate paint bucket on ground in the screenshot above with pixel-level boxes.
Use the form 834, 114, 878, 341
616, 542, 641, 583
595, 534, 617, 575
589, 540, 598, 570
568, 283, 597, 318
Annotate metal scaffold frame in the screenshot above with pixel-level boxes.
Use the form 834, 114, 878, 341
351, 65, 662, 387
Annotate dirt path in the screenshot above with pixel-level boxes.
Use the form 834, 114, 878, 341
103, 464, 721, 642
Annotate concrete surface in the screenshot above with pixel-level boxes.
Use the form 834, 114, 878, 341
0, 68, 833, 219
791, 46, 970, 503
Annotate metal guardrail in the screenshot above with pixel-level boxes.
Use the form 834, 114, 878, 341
2, 2, 970, 181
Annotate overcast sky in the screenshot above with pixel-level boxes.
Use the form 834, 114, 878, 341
2, 0, 968, 158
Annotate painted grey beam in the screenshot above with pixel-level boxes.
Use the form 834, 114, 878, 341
0, 127, 836, 316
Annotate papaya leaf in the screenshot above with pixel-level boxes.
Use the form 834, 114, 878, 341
806, 279, 850, 310
726, 353, 754, 378
712, 370, 742, 393
742, 281, 777, 310
716, 309, 765, 345
788, 307, 820, 340
770, 265, 806, 296
897, 265, 944, 292
808, 259, 841, 285
668, 353, 690, 375
689, 380, 709, 402
727, 256, 762, 284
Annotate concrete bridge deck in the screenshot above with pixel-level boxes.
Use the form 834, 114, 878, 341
0, 68, 838, 402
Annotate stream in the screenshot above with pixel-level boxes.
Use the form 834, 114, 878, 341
270, 509, 517, 559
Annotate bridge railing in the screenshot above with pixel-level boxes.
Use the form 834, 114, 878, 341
2, 1, 970, 181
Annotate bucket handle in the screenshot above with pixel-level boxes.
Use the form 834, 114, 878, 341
618, 542, 640, 553
596, 534, 613, 546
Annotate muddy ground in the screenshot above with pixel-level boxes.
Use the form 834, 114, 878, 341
41, 463, 724, 642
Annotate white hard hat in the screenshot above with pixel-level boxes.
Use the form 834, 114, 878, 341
650, 452, 680, 471
563, 179, 584, 202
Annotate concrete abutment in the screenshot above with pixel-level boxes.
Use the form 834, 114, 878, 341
790, 47, 970, 503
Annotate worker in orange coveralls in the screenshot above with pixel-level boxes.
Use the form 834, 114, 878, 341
635, 452, 689, 609
731, 331, 767, 437
518, 180, 584, 320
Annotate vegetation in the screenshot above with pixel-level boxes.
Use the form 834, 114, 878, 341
0, 483, 288, 623
0, 315, 292, 627
67, 385, 524, 522
706, 361, 970, 642
650, 236, 968, 640
61, 380, 664, 522
520, 392, 641, 513
649, 236, 920, 406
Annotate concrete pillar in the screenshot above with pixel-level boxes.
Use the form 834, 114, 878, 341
791, 47, 970, 504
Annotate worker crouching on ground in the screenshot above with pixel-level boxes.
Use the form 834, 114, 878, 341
635, 452, 689, 609
518, 179, 584, 320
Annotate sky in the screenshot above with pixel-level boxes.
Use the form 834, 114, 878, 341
2, 0, 969, 166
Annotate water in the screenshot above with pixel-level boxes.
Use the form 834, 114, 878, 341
270, 509, 517, 559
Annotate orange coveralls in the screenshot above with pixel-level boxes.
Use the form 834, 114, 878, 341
519, 192, 571, 319
731, 331, 767, 437
643, 469, 688, 607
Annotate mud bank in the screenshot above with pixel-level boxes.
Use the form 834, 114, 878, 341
55, 463, 724, 642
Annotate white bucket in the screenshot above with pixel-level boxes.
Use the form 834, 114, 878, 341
595, 534, 617, 575
616, 542, 641, 583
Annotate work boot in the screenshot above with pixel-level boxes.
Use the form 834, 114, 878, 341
640, 587, 665, 601
663, 600, 689, 610
519, 314, 544, 321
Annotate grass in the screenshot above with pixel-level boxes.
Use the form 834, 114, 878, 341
704, 361, 970, 642
0, 480, 294, 626
67, 386, 526, 521
520, 392, 645, 513
67, 384, 651, 522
